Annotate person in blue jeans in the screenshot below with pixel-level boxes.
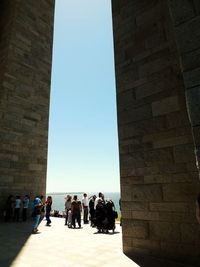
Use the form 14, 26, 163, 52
32, 196, 42, 234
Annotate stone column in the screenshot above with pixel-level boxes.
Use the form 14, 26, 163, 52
112, 0, 200, 265
0, 0, 55, 207
168, 0, 200, 176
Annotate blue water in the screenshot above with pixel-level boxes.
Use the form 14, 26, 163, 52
47, 192, 121, 213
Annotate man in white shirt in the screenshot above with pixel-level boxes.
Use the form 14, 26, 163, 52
82, 193, 89, 224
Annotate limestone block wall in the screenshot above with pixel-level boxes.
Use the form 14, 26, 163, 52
168, 0, 200, 178
112, 0, 200, 265
0, 0, 55, 208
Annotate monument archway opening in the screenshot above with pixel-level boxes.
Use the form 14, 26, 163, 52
46, 0, 120, 201
0, 1, 200, 266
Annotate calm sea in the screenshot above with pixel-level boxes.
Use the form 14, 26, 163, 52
47, 192, 121, 213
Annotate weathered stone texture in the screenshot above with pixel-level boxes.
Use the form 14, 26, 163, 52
112, 0, 200, 265
0, 0, 55, 206
168, 0, 200, 180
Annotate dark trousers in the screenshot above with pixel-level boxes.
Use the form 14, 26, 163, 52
5, 208, 13, 222
13, 208, 20, 221
72, 210, 81, 228
22, 208, 27, 221
83, 207, 89, 223
46, 211, 51, 224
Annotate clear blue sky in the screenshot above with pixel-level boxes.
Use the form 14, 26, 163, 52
46, 0, 120, 193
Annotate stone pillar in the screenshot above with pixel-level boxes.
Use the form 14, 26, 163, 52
112, 0, 200, 265
0, 0, 55, 208
168, 0, 200, 176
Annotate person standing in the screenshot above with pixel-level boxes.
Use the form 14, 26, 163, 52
82, 193, 89, 224
89, 195, 96, 226
32, 196, 42, 234
5, 195, 14, 222
64, 195, 72, 226
94, 192, 103, 210
39, 195, 45, 223
22, 195, 30, 221
45, 196, 52, 226
13, 196, 22, 222
71, 195, 82, 228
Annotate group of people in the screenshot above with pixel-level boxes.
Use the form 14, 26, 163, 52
64, 193, 92, 229
32, 195, 52, 234
4, 194, 53, 234
4, 192, 118, 234
64, 192, 118, 233
4, 194, 30, 222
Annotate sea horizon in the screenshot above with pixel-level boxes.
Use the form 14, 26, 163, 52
47, 191, 120, 194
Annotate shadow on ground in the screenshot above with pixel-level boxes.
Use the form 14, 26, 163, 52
129, 254, 197, 267
0, 221, 32, 267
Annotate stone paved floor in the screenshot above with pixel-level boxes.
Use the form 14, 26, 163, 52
0, 218, 196, 267
0, 217, 138, 267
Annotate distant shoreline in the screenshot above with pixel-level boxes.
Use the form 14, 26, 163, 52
47, 191, 120, 195
47, 192, 84, 195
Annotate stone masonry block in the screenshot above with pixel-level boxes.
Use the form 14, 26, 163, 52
119, 116, 167, 139
184, 68, 200, 88
121, 176, 144, 185
132, 184, 163, 202
150, 221, 181, 241
122, 201, 149, 211
138, 55, 173, 79
123, 236, 132, 248
123, 219, 149, 239
181, 223, 200, 244
118, 104, 152, 125
168, 0, 195, 25
135, 79, 169, 100
175, 16, 200, 53
120, 152, 145, 169
130, 238, 161, 255
159, 211, 196, 223
152, 96, 180, 117
135, 1, 163, 26
155, 162, 187, 174
121, 185, 132, 201
132, 210, 160, 221
144, 148, 174, 166
122, 211, 132, 219
160, 241, 200, 261
173, 143, 196, 163
192, 126, 200, 146
150, 202, 193, 212
163, 182, 200, 201
185, 86, 200, 126
153, 135, 193, 149
193, 0, 200, 14
166, 111, 190, 129
181, 48, 200, 71
28, 163, 43, 171
144, 173, 195, 184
